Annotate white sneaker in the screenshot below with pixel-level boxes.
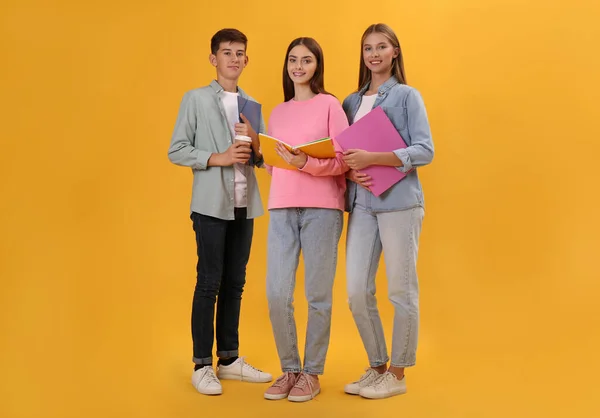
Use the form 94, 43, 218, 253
344, 368, 382, 395
359, 372, 407, 399
216, 357, 273, 383
191, 366, 222, 395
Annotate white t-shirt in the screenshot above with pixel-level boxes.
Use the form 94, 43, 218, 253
354, 94, 377, 122
221, 91, 247, 208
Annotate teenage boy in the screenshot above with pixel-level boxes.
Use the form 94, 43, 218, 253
168, 28, 272, 396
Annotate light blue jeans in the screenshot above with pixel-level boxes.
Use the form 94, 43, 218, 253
346, 197, 424, 368
266, 208, 343, 375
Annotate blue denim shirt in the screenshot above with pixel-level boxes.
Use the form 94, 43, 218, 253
342, 76, 434, 212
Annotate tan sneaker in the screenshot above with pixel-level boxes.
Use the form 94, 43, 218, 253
287, 372, 320, 402
359, 372, 407, 399
217, 357, 272, 383
264, 372, 297, 400
344, 368, 381, 395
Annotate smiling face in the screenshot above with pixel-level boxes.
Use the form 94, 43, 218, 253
286, 44, 317, 87
210, 41, 248, 81
362, 32, 398, 77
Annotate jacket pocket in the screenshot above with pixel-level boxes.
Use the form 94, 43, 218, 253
381, 105, 408, 131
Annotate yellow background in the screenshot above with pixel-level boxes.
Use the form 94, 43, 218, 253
1, 0, 599, 417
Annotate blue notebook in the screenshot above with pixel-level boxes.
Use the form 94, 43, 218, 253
237, 96, 262, 133
237, 96, 262, 166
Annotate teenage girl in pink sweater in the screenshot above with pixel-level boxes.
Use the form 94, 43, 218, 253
263, 37, 349, 403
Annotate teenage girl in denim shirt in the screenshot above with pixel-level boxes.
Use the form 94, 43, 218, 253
341, 23, 435, 399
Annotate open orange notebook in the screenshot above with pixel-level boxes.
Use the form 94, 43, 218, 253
258, 133, 336, 170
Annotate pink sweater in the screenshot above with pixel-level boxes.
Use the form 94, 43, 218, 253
267, 93, 350, 210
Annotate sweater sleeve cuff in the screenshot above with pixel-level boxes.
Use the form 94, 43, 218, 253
297, 156, 315, 174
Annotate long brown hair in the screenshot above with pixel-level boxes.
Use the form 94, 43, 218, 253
358, 23, 407, 91
283, 37, 331, 102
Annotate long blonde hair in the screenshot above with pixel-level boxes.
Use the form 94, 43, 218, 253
358, 23, 407, 91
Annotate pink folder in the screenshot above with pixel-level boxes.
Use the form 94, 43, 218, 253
335, 106, 409, 197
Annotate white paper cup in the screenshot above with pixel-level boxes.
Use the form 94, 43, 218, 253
234, 135, 252, 145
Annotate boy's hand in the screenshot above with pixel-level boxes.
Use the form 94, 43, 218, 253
227, 141, 252, 164
234, 121, 249, 137
237, 113, 261, 158
235, 114, 257, 140
210, 141, 251, 166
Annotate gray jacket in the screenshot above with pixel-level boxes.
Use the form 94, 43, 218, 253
168, 80, 265, 220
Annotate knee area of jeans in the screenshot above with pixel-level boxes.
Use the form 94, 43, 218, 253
267, 301, 289, 317
220, 283, 245, 294
347, 290, 369, 308
305, 292, 333, 305
194, 282, 221, 297
348, 302, 368, 316
218, 290, 244, 300
306, 300, 333, 312
388, 289, 418, 305
225, 267, 248, 279
266, 287, 288, 301
266, 294, 289, 311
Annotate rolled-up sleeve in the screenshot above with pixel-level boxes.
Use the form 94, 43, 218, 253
394, 89, 434, 173
168, 92, 212, 170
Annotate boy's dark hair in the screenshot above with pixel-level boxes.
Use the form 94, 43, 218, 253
210, 29, 248, 55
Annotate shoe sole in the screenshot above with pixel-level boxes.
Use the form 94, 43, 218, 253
287, 388, 321, 402
344, 386, 360, 395
198, 391, 223, 396
264, 392, 290, 400
217, 373, 272, 383
195, 387, 223, 396
359, 389, 406, 399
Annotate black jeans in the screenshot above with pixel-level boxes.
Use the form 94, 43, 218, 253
190, 208, 254, 365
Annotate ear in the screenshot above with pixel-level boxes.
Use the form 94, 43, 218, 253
393, 47, 400, 59
209, 53, 217, 67
244, 55, 249, 66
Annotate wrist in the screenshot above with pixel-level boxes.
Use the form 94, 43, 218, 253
297, 155, 309, 170
367, 152, 377, 166
251, 139, 261, 155
208, 152, 224, 167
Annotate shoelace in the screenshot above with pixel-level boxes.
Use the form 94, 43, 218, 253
204, 368, 220, 385
293, 372, 316, 399
358, 368, 378, 385
272, 372, 293, 388
372, 372, 393, 390
238, 356, 264, 381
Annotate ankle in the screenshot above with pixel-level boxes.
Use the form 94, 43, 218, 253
373, 364, 387, 374
217, 356, 238, 366
387, 366, 405, 380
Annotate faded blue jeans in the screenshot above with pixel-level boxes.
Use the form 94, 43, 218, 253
346, 195, 424, 368
266, 208, 343, 375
